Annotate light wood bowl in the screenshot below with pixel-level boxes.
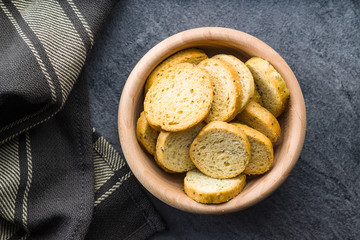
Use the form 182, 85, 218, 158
118, 27, 306, 214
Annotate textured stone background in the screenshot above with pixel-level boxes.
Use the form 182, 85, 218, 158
85, 0, 360, 239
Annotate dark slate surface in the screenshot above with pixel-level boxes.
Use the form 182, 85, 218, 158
85, 0, 360, 239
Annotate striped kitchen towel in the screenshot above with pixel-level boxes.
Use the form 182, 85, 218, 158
0, 1, 165, 239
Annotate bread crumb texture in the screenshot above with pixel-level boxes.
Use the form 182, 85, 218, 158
190, 121, 251, 179
236, 101, 281, 143
155, 122, 205, 172
231, 123, 274, 175
184, 169, 246, 204
145, 48, 208, 94
212, 54, 255, 112
198, 59, 242, 123
245, 57, 289, 117
144, 63, 213, 132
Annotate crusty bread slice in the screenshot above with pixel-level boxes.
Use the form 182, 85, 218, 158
190, 121, 251, 179
236, 101, 281, 143
198, 59, 242, 123
245, 57, 289, 117
144, 48, 208, 94
184, 169, 246, 204
250, 87, 263, 106
155, 122, 205, 173
231, 123, 273, 175
136, 111, 159, 155
144, 63, 213, 132
212, 54, 254, 112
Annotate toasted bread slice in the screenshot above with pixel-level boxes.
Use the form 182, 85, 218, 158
136, 111, 159, 155
245, 57, 289, 117
190, 121, 251, 179
155, 123, 205, 173
144, 63, 213, 132
251, 87, 263, 106
212, 54, 254, 112
198, 59, 242, 123
236, 101, 281, 143
184, 169, 246, 204
231, 123, 273, 175
144, 48, 208, 94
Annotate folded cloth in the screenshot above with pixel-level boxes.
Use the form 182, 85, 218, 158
0, 1, 165, 239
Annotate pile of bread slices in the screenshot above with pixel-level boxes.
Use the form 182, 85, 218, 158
136, 48, 289, 204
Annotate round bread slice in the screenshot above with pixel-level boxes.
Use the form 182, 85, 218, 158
250, 87, 263, 106
184, 169, 246, 204
136, 111, 159, 155
236, 101, 281, 143
155, 122, 205, 173
198, 59, 242, 123
231, 123, 273, 175
212, 54, 254, 112
190, 121, 251, 179
144, 48, 208, 94
144, 63, 213, 132
245, 57, 290, 117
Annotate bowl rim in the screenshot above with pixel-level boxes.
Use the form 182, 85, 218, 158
118, 27, 306, 214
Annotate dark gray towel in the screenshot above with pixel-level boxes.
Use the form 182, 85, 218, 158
0, 1, 165, 239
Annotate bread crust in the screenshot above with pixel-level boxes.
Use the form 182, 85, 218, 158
184, 169, 246, 204
198, 59, 243, 123
231, 123, 273, 175
236, 101, 281, 143
144, 63, 213, 132
212, 54, 255, 112
154, 154, 176, 173
245, 57, 289, 117
136, 111, 159, 155
155, 123, 204, 173
190, 121, 251, 179
144, 48, 208, 94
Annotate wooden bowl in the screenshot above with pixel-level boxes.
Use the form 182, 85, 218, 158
118, 27, 306, 214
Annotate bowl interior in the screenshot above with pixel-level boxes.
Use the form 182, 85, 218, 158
119, 28, 306, 214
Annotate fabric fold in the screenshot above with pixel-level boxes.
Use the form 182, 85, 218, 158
1, 72, 94, 239
0, 0, 115, 144
0, 1, 166, 239
86, 131, 166, 240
